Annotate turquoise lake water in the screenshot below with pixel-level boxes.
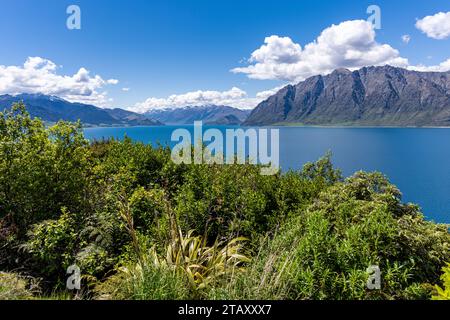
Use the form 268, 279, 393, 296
84, 125, 450, 223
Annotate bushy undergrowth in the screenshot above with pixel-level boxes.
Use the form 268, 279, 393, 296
1, 103, 449, 300
0, 272, 38, 300
433, 264, 450, 300
207, 172, 449, 300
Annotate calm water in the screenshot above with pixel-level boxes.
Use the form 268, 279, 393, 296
84, 126, 450, 223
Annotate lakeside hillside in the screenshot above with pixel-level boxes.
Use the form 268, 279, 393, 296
0, 93, 162, 127
145, 105, 251, 125
244, 66, 450, 126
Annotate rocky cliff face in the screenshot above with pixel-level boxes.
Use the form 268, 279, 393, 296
244, 66, 450, 126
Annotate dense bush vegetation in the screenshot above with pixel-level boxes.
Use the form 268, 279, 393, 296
0, 103, 449, 300
433, 264, 450, 300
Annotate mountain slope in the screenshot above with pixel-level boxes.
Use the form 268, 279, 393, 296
244, 66, 450, 126
145, 105, 251, 125
0, 94, 162, 126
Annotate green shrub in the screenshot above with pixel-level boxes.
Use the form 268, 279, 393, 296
0, 104, 91, 236
433, 263, 450, 300
22, 208, 81, 282
208, 172, 450, 300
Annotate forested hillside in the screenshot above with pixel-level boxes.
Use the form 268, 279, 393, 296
1, 103, 449, 300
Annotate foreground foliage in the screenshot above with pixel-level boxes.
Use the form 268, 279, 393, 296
433, 264, 450, 300
0, 103, 449, 300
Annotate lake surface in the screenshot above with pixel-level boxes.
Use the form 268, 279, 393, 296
84, 126, 450, 223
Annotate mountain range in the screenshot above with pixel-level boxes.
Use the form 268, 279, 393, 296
244, 66, 450, 126
0, 93, 162, 127
3, 66, 450, 127
145, 105, 251, 125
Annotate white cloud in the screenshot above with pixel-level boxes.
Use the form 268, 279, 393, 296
232, 20, 409, 82
408, 58, 450, 72
416, 11, 450, 40
122, 87, 130, 92
255, 85, 286, 100
131, 86, 286, 113
0, 57, 118, 106
402, 34, 411, 44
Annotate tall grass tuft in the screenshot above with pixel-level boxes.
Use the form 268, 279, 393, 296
95, 230, 250, 299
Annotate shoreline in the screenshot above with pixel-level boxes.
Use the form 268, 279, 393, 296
84, 124, 450, 129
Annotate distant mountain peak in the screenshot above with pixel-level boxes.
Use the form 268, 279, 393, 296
331, 68, 352, 74
0, 93, 162, 127
145, 104, 251, 125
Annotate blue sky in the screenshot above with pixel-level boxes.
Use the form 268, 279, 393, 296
0, 0, 449, 111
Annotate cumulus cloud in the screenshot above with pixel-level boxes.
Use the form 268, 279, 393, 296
255, 85, 286, 100
232, 20, 409, 82
402, 34, 411, 44
416, 11, 450, 40
0, 57, 118, 106
131, 86, 285, 113
408, 58, 450, 72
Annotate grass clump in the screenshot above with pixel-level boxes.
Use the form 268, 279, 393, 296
0, 272, 39, 300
